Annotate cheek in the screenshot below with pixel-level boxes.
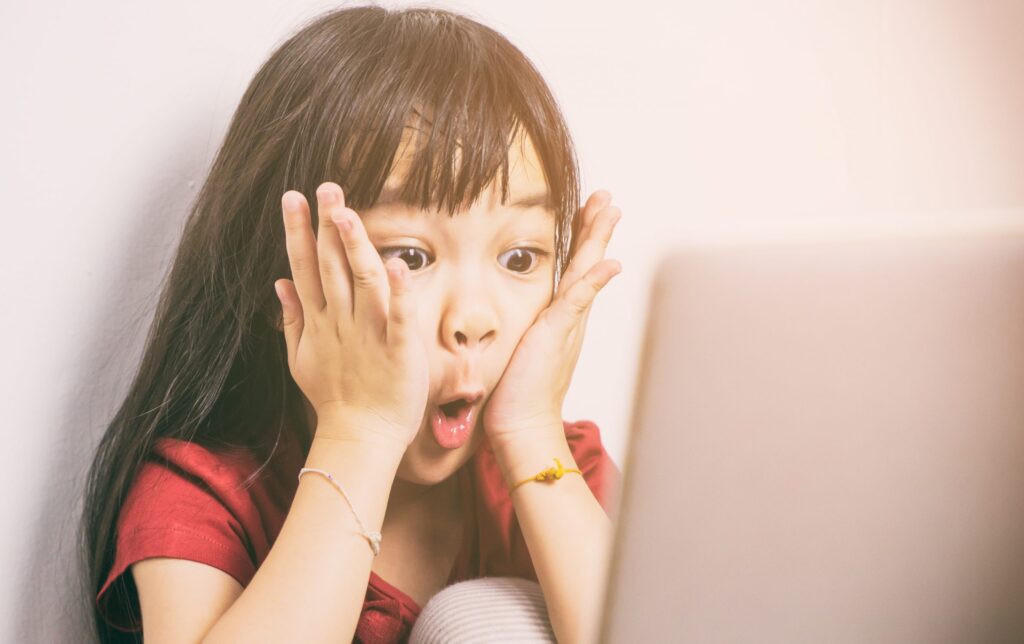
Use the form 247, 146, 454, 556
501, 283, 553, 341
410, 291, 441, 344
524, 280, 555, 318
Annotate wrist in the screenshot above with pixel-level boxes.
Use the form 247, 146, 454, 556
313, 405, 412, 455
306, 432, 407, 477
301, 431, 406, 542
489, 426, 576, 491
311, 431, 408, 456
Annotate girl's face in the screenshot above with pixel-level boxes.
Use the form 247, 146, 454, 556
358, 128, 557, 484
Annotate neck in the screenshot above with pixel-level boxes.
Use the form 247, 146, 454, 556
389, 470, 460, 513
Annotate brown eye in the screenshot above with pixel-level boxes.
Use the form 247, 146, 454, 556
380, 247, 432, 271
498, 248, 543, 273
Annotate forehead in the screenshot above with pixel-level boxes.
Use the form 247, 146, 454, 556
376, 115, 550, 214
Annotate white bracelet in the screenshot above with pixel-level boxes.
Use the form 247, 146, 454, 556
297, 467, 382, 556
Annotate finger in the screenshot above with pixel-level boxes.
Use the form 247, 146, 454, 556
548, 258, 622, 337
557, 204, 622, 299
274, 279, 302, 373
315, 182, 354, 316
334, 205, 389, 330
385, 257, 417, 346
569, 190, 612, 259
282, 191, 327, 314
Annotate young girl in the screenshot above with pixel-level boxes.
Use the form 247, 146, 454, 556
82, 5, 623, 643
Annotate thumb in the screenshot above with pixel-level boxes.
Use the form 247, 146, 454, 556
274, 279, 303, 371
385, 258, 416, 345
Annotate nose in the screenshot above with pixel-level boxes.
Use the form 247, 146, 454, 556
439, 282, 499, 353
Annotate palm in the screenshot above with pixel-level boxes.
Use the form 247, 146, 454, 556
481, 189, 623, 445
484, 310, 578, 441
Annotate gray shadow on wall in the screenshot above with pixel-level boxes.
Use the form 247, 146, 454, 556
13, 107, 224, 642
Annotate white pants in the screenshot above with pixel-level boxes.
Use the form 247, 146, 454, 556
408, 577, 556, 643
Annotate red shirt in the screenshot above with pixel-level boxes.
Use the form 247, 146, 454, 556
96, 420, 619, 643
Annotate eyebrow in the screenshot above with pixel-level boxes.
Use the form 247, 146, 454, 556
508, 193, 550, 209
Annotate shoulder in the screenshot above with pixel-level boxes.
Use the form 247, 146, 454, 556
562, 419, 608, 459
562, 419, 620, 513
117, 438, 263, 542
96, 438, 266, 632
130, 437, 255, 499
562, 419, 613, 469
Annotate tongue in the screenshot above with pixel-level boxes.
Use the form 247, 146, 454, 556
431, 403, 475, 449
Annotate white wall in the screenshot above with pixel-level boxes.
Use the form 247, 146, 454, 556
3, 0, 1023, 639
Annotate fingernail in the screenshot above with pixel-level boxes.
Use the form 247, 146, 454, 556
282, 192, 300, 211
318, 187, 336, 204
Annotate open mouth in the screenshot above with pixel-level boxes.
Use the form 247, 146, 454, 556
440, 398, 470, 418
431, 397, 478, 449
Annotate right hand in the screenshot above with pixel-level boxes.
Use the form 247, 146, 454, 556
274, 181, 429, 450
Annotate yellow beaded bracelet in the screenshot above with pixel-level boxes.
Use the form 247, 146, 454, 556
511, 457, 583, 491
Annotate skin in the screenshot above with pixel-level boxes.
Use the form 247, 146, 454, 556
277, 122, 623, 639
292, 126, 617, 508
131, 119, 621, 644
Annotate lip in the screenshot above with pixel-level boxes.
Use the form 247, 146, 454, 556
428, 367, 486, 449
437, 388, 485, 408
431, 397, 480, 449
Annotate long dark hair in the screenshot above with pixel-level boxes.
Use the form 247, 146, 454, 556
80, 4, 583, 642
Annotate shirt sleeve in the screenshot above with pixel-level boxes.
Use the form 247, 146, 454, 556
563, 419, 621, 517
95, 455, 257, 633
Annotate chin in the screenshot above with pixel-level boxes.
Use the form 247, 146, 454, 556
395, 418, 485, 486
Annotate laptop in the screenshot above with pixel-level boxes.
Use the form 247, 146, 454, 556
598, 225, 1024, 643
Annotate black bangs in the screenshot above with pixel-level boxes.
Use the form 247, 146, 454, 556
296, 7, 581, 276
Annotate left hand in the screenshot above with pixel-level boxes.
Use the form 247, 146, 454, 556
482, 189, 623, 450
